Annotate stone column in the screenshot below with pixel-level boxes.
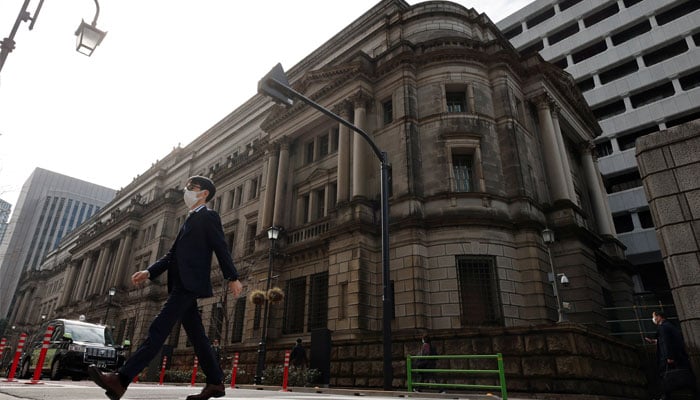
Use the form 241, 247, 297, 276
115, 229, 136, 288
537, 96, 570, 202
334, 101, 352, 204
59, 262, 79, 307
296, 196, 306, 225
467, 83, 476, 114
324, 183, 331, 218
272, 140, 290, 227
581, 144, 614, 235
107, 236, 126, 290
474, 146, 486, 192
87, 246, 107, 296
96, 244, 114, 296
352, 92, 371, 199
74, 254, 92, 301
261, 144, 279, 229
551, 107, 577, 200
308, 189, 318, 221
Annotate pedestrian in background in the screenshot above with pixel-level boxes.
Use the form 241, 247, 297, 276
647, 311, 698, 400
290, 338, 308, 369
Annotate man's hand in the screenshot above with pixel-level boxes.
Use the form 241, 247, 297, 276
667, 358, 675, 365
228, 280, 243, 298
132, 270, 150, 286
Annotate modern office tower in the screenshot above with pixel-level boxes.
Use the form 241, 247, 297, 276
0, 198, 10, 245
0, 167, 116, 318
497, 0, 700, 305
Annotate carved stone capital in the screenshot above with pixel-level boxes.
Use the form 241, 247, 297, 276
349, 88, 373, 110
331, 99, 353, 118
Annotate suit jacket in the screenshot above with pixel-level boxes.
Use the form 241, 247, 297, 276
657, 320, 690, 370
147, 208, 238, 298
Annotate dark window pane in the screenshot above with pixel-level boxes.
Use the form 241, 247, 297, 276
504, 24, 523, 40
559, 0, 583, 12
307, 272, 329, 331
548, 23, 579, 45
595, 141, 613, 157
638, 210, 655, 229
457, 256, 502, 326
611, 20, 651, 46
283, 277, 306, 334
630, 82, 675, 109
453, 154, 473, 192
526, 7, 555, 29
446, 91, 466, 113
600, 59, 639, 85
572, 40, 607, 64
604, 170, 643, 193
583, 3, 620, 28
383, 100, 393, 125
655, 1, 700, 26
231, 298, 246, 343
613, 214, 634, 233
643, 39, 689, 67
617, 125, 659, 150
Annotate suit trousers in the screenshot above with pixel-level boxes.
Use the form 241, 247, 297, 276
119, 285, 223, 384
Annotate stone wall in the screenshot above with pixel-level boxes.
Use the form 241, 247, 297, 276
636, 120, 700, 385
172, 324, 646, 398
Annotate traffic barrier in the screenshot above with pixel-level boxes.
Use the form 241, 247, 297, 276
26, 326, 54, 385
229, 353, 239, 388
0, 338, 6, 363
190, 356, 198, 386
281, 350, 290, 392
158, 355, 168, 385
407, 353, 508, 400
3, 333, 27, 382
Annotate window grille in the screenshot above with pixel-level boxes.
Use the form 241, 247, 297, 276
283, 277, 307, 334
383, 100, 393, 125
231, 297, 246, 343
456, 256, 502, 326
245, 224, 257, 255
446, 91, 466, 113
209, 303, 224, 341
453, 154, 473, 192
319, 135, 329, 158
253, 302, 262, 330
308, 272, 329, 331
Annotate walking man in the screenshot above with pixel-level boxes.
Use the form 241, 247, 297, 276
649, 311, 698, 399
88, 176, 243, 400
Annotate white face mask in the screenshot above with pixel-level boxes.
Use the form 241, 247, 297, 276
183, 189, 202, 208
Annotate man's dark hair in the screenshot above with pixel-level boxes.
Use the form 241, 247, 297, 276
654, 311, 666, 319
188, 175, 216, 201
296, 338, 302, 344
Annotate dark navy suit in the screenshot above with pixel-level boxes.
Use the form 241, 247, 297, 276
119, 206, 238, 384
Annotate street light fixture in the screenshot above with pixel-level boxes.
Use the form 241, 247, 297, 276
254, 225, 283, 385
103, 287, 116, 325
259, 63, 393, 390
0, 0, 106, 75
542, 228, 565, 323
75, 0, 107, 57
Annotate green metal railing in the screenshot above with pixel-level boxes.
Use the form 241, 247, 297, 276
406, 353, 507, 399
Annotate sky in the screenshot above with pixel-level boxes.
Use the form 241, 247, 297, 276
0, 0, 533, 213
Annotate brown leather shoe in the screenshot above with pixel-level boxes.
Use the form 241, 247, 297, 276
185, 383, 225, 400
87, 365, 127, 400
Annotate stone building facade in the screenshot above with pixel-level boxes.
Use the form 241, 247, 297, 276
636, 120, 700, 386
8, 0, 648, 397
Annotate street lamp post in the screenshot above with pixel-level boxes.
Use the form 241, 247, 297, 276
254, 226, 282, 385
103, 287, 116, 325
542, 228, 565, 323
258, 64, 393, 390
0, 0, 106, 75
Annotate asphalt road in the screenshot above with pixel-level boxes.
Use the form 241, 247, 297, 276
0, 379, 505, 400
